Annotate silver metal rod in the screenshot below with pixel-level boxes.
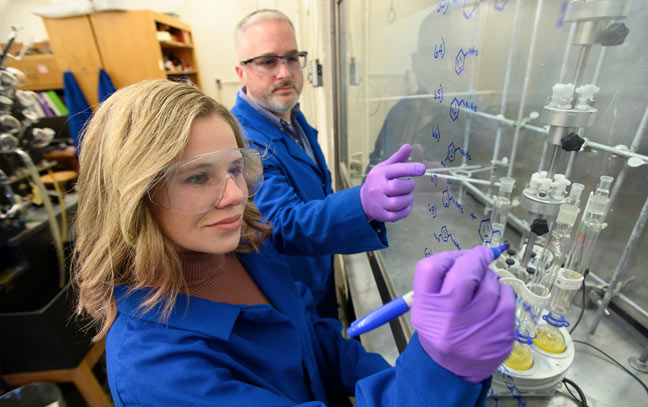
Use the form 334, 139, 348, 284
547, 145, 561, 179
558, 24, 577, 83
592, 46, 609, 84
424, 165, 481, 173
363, 90, 496, 102
427, 172, 498, 187
590, 192, 648, 334
585, 139, 648, 162
572, 44, 592, 89
14, 149, 66, 287
565, 151, 576, 179
521, 232, 538, 268
608, 104, 648, 218
508, 0, 544, 177
489, 0, 522, 201
638, 346, 648, 363
586, 270, 648, 322
538, 140, 550, 172
459, 12, 483, 204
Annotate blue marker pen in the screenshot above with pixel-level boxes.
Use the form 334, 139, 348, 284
346, 243, 509, 338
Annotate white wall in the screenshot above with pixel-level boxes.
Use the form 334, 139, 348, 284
0, 0, 336, 169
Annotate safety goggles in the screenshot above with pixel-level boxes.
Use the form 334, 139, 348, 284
147, 148, 263, 214
240, 51, 308, 76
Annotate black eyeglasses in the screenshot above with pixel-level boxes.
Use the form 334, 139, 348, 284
240, 51, 308, 76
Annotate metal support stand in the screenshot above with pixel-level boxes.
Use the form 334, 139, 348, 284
589, 192, 648, 334
628, 345, 648, 373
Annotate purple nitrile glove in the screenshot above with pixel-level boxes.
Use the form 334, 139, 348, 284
411, 246, 516, 384
360, 144, 426, 222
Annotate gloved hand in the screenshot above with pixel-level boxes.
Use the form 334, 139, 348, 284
411, 246, 516, 384
360, 144, 426, 222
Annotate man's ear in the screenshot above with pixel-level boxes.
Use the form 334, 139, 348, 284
235, 65, 246, 86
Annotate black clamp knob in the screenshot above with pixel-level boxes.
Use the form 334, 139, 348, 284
530, 218, 549, 236
561, 133, 585, 152
599, 23, 630, 47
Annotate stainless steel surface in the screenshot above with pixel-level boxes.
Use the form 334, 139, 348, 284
343, 252, 399, 366
590, 192, 648, 334
564, 0, 629, 22
541, 107, 597, 129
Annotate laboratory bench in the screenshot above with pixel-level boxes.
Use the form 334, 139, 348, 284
344, 192, 648, 406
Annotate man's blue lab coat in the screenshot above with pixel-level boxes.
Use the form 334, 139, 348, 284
232, 93, 388, 317
106, 247, 492, 406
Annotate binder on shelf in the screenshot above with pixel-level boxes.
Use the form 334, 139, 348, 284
45, 90, 68, 116
35, 92, 55, 116
41, 92, 62, 116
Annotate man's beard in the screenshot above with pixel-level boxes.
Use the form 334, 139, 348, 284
260, 80, 301, 115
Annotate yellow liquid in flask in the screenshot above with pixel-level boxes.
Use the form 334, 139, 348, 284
533, 325, 566, 354
503, 341, 533, 371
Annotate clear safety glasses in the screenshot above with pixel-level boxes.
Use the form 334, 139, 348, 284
147, 148, 263, 214
240, 51, 308, 76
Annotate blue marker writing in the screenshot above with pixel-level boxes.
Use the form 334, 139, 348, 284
346, 244, 509, 337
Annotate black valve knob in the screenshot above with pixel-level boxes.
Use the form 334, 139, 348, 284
507, 248, 517, 256
505, 258, 515, 266
599, 22, 629, 47
526, 267, 536, 275
561, 133, 585, 152
530, 218, 549, 236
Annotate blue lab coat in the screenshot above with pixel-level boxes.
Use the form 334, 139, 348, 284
106, 247, 492, 406
232, 93, 388, 317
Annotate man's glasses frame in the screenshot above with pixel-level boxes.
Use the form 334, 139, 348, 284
240, 51, 308, 76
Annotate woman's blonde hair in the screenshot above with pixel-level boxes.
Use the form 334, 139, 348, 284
73, 79, 271, 340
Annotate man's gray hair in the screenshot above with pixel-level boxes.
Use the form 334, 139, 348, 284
234, 9, 295, 50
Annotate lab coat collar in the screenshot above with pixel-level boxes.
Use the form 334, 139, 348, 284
113, 248, 304, 341
234, 91, 324, 175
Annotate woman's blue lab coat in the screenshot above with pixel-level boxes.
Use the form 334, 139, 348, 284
106, 246, 491, 406
232, 93, 388, 317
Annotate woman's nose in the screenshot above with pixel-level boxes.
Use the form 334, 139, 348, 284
216, 176, 247, 207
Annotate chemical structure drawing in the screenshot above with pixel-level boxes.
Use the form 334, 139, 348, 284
436, 0, 452, 16
433, 225, 462, 250
455, 47, 478, 76
430, 173, 439, 188
427, 202, 437, 218
442, 188, 465, 214
424, 247, 433, 258
479, 218, 493, 244
463, 0, 477, 19
432, 125, 441, 142
434, 37, 446, 60
470, 212, 477, 220
478, 218, 503, 245
449, 97, 478, 121
440, 141, 472, 167
436, 0, 479, 20
494, 0, 510, 12
434, 83, 444, 104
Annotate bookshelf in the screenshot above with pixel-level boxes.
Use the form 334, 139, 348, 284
41, 10, 201, 106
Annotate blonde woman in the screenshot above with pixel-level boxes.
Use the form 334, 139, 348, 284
73, 79, 515, 406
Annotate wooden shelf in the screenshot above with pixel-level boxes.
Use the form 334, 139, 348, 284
42, 9, 201, 104
160, 40, 193, 49
166, 69, 197, 75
